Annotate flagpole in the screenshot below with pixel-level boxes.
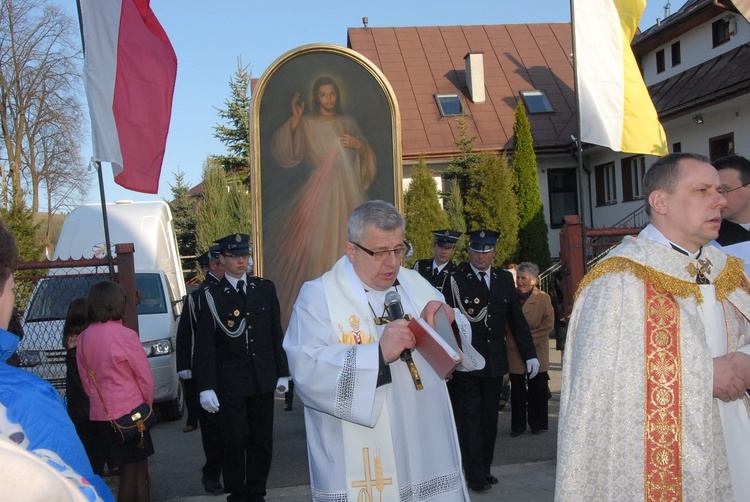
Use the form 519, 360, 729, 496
78, 1, 115, 280
569, 0, 587, 228
94, 162, 115, 280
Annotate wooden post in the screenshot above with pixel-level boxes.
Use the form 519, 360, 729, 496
559, 215, 585, 316
115, 243, 139, 335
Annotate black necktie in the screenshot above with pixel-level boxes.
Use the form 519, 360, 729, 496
433, 267, 439, 277
479, 271, 489, 290
237, 280, 246, 301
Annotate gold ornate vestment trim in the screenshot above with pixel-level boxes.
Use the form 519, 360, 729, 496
575, 256, 748, 304
643, 282, 682, 501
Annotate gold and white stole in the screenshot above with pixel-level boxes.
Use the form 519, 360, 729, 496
322, 257, 401, 501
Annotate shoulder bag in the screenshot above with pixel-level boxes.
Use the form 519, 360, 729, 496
79, 336, 156, 448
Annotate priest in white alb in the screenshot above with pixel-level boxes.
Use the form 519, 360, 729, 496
556, 153, 750, 501
284, 200, 470, 501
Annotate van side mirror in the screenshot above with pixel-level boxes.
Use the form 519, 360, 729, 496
172, 297, 184, 319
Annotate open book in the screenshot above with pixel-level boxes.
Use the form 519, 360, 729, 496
408, 308, 464, 379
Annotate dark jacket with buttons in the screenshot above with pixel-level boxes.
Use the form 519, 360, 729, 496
176, 273, 221, 373
445, 262, 536, 378
192, 275, 289, 396
413, 258, 457, 293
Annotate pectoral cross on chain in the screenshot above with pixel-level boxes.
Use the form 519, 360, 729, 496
685, 258, 712, 284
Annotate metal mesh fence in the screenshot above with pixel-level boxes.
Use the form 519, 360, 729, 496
13, 247, 137, 397
15, 269, 112, 394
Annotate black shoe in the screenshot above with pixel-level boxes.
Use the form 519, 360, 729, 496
486, 474, 499, 485
203, 479, 224, 494
531, 429, 544, 435
510, 430, 524, 437
284, 403, 293, 411
468, 481, 492, 492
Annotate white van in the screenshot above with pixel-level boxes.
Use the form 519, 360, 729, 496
18, 201, 187, 420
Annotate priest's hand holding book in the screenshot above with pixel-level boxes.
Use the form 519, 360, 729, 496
380, 319, 416, 363
379, 300, 454, 364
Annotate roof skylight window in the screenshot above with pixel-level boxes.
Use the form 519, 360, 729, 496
435, 94, 464, 117
520, 90, 554, 114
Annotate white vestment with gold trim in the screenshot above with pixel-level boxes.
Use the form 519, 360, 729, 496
556, 228, 750, 501
284, 256, 469, 502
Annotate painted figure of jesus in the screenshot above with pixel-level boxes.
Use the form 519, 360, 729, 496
268, 76, 377, 326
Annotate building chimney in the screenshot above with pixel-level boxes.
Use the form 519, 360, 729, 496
464, 52, 485, 104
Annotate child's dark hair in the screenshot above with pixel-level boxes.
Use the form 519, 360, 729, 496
62, 297, 89, 346
88, 281, 126, 323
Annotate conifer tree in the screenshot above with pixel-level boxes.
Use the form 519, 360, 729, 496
0, 202, 43, 307
195, 158, 233, 254
226, 174, 253, 237
512, 103, 551, 269
1, 203, 43, 261
464, 151, 519, 266
168, 169, 197, 259
213, 58, 252, 176
442, 118, 480, 201
404, 159, 449, 267
444, 186, 468, 264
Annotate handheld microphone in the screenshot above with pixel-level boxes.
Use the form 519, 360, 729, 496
384, 290, 423, 390
384, 290, 405, 324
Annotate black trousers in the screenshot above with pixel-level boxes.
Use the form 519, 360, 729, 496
199, 406, 224, 483
183, 377, 200, 427
510, 371, 549, 433
219, 392, 274, 502
449, 372, 503, 485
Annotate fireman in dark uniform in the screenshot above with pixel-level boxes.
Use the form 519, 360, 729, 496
175, 245, 226, 494
444, 229, 538, 493
412, 229, 462, 292
192, 234, 290, 502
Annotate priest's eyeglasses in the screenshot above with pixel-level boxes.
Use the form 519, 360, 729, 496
719, 181, 750, 194
352, 241, 409, 261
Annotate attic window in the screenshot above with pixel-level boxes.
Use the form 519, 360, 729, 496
435, 94, 464, 117
520, 90, 554, 114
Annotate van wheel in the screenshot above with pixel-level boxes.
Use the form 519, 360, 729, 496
157, 381, 185, 421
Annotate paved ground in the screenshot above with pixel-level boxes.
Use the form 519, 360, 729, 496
157, 461, 557, 501
149, 346, 563, 502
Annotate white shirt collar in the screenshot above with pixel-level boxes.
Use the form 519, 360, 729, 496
224, 273, 247, 290
639, 224, 703, 259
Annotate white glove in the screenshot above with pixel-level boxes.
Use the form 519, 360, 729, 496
275, 377, 289, 396
177, 369, 192, 380
200, 390, 220, 413
526, 358, 540, 379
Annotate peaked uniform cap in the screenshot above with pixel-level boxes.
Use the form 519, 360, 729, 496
467, 229, 500, 252
196, 251, 210, 268
433, 229, 462, 247
214, 233, 251, 255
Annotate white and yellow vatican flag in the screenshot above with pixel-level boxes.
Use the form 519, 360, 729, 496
734, 0, 750, 23
573, 0, 668, 156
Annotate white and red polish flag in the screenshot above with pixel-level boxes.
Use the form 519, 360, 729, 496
78, 0, 177, 194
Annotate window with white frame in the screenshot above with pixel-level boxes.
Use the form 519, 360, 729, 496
435, 94, 464, 117
621, 155, 646, 202
595, 162, 617, 206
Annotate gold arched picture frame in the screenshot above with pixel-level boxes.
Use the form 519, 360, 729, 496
251, 44, 402, 327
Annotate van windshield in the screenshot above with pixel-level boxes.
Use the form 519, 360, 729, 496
25, 273, 168, 322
